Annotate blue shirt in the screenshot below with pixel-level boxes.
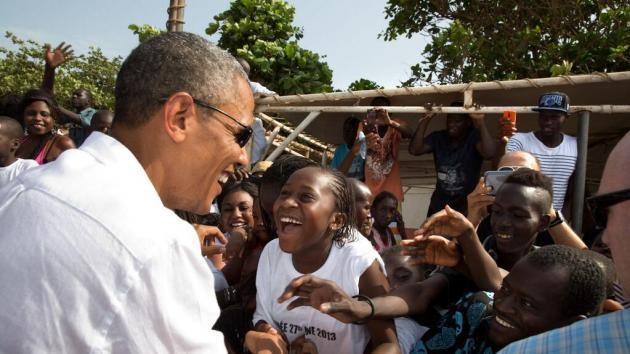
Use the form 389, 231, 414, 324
331, 143, 364, 180
499, 309, 630, 354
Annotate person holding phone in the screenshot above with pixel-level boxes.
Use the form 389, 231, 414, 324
409, 100, 497, 216
363, 96, 413, 203
330, 116, 366, 180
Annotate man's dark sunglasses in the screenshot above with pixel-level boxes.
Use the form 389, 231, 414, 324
586, 188, 630, 231
159, 97, 253, 147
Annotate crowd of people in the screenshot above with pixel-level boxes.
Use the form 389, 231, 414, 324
0, 32, 628, 354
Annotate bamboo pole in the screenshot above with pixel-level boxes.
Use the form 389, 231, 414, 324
267, 112, 321, 162
258, 113, 330, 150
166, 0, 186, 32
257, 105, 630, 115
256, 72, 630, 105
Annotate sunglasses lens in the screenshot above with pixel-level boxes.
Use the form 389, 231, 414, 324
237, 128, 253, 147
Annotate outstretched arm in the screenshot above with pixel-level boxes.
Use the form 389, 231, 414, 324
470, 113, 497, 159
41, 42, 73, 94
358, 261, 400, 354
408, 114, 434, 155
416, 206, 502, 291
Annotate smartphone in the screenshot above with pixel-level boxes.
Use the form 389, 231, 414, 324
484, 170, 514, 195
501, 111, 517, 130
363, 109, 378, 134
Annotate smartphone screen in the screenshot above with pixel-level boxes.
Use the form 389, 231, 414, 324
364, 110, 377, 134
484, 170, 514, 195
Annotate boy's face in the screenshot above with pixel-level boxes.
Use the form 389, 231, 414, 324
354, 186, 373, 236
384, 254, 424, 290
537, 111, 566, 137
488, 259, 572, 348
373, 197, 397, 229
446, 114, 469, 138
490, 183, 548, 256
0, 131, 16, 161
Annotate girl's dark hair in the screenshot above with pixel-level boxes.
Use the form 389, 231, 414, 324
216, 179, 259, 210
259, 155, 318, 236
19, 89, 59, 121
320, 168, 356, 247
372, 191, 398, 211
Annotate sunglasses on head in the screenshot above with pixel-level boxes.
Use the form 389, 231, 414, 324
586, 188, 630, 231
159, 96, 253, 148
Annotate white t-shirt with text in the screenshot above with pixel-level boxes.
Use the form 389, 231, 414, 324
254, 236, 380, 354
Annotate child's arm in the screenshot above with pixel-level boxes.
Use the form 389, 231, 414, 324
417, 206, 503, 292
357, 260, 400, 354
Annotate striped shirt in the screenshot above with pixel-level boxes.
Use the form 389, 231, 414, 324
506, 132, 577, 210
499, 309, 630, 354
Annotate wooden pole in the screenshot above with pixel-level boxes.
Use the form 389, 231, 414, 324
258, 113, 330, 150
256, 71, 630, 105
266, 112, 321, 162
167, 0, 186, 32
257, 105, 630, 115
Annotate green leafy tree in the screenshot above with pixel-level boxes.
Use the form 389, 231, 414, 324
207, 0, 333, 95
0, 32, 121, 109
128, 24, 166, 43
381, 1, 630, 85
347, 78, 384, 91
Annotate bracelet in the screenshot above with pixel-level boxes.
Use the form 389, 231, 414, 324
352, 294, 375, 324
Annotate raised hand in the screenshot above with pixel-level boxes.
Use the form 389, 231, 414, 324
289, 335, 319, 354
416, 205, 475, 239
193, 224, 227, 257
277, 275, 371, 324
373, 107, 392, 126
44, 42, 74, 69
469, 112, 485, 128
246, 322, 288, 354
401, 234, 461, 267
466, 177, 495, 227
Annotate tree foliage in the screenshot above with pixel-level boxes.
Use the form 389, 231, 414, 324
347, 78, 383, 91
206, 0, 333, 95
0, 32, 121, 109
381, 1, 630, 85
128, 24, 166, 43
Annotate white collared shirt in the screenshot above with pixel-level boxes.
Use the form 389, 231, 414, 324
0, 132, 226, 353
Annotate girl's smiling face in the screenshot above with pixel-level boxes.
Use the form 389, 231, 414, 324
273, 167, 341, 254
24, 101, 54, 135
220, 189, 254, 234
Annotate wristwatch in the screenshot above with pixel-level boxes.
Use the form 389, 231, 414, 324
549, 209, 564, 228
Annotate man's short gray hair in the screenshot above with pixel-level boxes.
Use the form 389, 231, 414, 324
114, 32, 247, 127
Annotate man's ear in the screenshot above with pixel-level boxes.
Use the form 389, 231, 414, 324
9, 137, 21, 153
329, 212, 347, 232
538, 213, 551, 232
162, 92, 196, 143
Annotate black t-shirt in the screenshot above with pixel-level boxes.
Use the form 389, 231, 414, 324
426, 129, 483, 215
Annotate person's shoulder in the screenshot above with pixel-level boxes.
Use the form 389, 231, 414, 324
17, 158, 39, 169
54, 134, 76, 150
562, 133, 578, 146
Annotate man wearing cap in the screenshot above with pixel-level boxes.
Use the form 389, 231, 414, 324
506, 92, 576, 214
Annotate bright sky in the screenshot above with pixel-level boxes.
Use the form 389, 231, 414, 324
1, 0, 428, 90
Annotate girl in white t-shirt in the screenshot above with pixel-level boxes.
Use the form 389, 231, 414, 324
247, 166, 398, 354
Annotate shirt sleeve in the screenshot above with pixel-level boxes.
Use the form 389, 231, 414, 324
106, 233, 227, 353
250, 118, 268, 163
505, 134, 524, 152
330, 144, 347, 170
252, 244, 275, 327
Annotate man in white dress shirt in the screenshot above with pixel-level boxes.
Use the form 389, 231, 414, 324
0, 32, 254, 353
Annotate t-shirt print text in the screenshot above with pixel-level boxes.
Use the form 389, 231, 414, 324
279, 321, 338, 341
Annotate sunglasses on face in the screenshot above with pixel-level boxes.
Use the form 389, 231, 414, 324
159, 96, 253, 148
586, 188, 630, 231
